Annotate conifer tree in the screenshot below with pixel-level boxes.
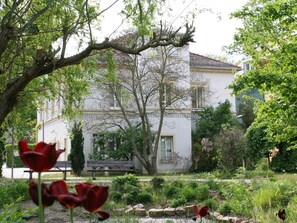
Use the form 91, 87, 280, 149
69, 122, 85, 176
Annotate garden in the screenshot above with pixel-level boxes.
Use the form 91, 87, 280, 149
1, 163, 297, 222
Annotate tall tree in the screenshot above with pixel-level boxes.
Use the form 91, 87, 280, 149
91, 45, 190, 175
228, 0, 297, 147
0, 0, 195, 130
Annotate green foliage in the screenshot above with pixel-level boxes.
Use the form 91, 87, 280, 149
5, 144, 24, 168
219, 202, 232, 216
236, 96, 257, 129
0, 197, 34, 223
286, 196, 297, 222
110, 174, 153, 205
168, 196, 187, 208
215, 126, 247, 171
270, 149, 297, 172
229, 0, 297, 147
68, 122, 85, 176
245, 124, 272, 167
191, 100, 239, 172
220, 181, 253, 217
151, 177, 165, 190
90, 123, 154, 160
0, 180, 29, 207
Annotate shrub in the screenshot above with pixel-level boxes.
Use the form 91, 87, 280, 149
195, 184, 210, 201
169, 196, 187, 208
111, 174, 140, 192
151, 177, 165, 190
0, 180, 29, 207
163, 181, 183, 198
180, 185, 197, 202
68, 122, 85, 176
219, 202, 232, 216
136, 192, 153, 204
204, 198, 218, 210
110, 174, 144, 205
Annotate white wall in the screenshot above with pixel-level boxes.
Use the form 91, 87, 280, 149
191, 70, 236, 112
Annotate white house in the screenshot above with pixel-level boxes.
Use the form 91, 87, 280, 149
37, 45, 240, 173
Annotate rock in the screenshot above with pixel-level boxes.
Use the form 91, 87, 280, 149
133, 203, 144, 209
175, 207, 186, 216
184, 205, 196, 217
135, 208, 147, 217
164, 207, 176, 216
148, 208, 164, 218
125, 207, 134, 215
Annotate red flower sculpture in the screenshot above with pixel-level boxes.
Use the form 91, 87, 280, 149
192, 205, 209, 221
50, 180, 82, 208
28, 181, 55, 208
76, 183, 110, 221
18, 139, 65, 172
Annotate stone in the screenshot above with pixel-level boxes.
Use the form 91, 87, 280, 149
175, 207, 186, 216
125, 207, 134, 215
184, 205, 196, 217
148, 208, 164, 218
133, 203, 144, 209
164, 207, 176, 216
134, 208, 147, 217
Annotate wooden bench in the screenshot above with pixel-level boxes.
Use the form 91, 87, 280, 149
24, 161, 72, 180
87, 160, 136, 180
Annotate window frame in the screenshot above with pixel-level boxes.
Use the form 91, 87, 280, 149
191, 85, 205, 110
160, 135, 175, 162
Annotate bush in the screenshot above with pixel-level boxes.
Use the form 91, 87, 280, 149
110, 174, 143, 205
0, 180, 29, 207
136, 192, 153, 204
68, 122, 85, 176
219, 202, 232, 216
151, 177, 165, 190
196, 184, 210, 201
163, 181, 183, 198
204, 198, 218, 210
169, 196, 187, 208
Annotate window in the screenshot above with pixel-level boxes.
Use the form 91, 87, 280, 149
160, 83, 172, 106
160, 136, 174, 161
109, 85, 122, 108
191, 86, 205, 109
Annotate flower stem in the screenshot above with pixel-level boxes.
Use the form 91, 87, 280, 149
37, 172, 45, 223
89, 212, 93, 223
69, 208, 74, 223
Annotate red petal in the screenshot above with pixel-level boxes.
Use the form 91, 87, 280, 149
82, 186, 109, 212
50, 180, 70, 199
95, 210, 110, 221
75, 182, 92, 200
28, 181, 55, 207
193, 205, 199, 215
199, 206, 209, 217
21, 152, 49, 172
58, 194, 82, 208
19, 141, 65, 172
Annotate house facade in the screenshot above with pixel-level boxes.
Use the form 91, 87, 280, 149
37, 46, 240, 173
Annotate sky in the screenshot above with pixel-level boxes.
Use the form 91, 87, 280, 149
190, 0, 248, 62
97, 0, 249, 62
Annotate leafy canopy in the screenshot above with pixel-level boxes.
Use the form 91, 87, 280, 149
229, 0, 297, 147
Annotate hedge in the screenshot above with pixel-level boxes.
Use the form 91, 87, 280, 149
5, 144, 34, 168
